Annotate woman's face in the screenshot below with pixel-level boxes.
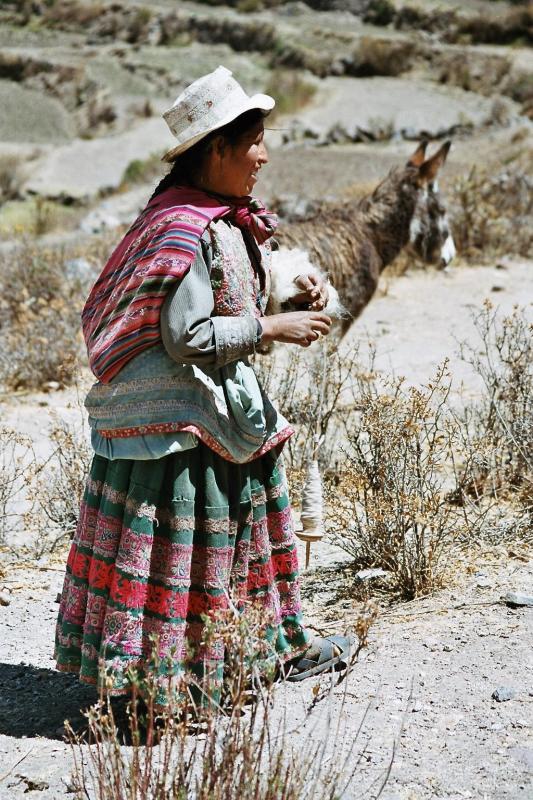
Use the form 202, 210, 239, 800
205, 120, 269, 198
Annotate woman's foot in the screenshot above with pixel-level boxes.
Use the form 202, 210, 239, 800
284, 634, 356, 682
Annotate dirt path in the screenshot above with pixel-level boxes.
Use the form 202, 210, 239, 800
1, 260, 532, 799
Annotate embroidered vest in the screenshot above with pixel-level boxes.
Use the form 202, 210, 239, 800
208, 218, 271, 318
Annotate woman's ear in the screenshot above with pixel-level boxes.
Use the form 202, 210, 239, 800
210, 134, 226, 161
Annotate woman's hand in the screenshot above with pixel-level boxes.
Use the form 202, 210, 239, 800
291, 273, 330, 311
260, 311, 332, 347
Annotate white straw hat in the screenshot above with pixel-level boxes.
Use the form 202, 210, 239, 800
162, 66, 275, 163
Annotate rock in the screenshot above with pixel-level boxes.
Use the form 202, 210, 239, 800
504, 592, 533, 608
355, 568, 389, 582
16, 776, 50, 792
492, 687, 516, 703
0, 592, 11, 606
55, 592, 62, 603
80, 208, 121, 234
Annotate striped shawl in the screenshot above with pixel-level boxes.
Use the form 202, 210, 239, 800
81, 186, 233, 383
82, 187, 278, 383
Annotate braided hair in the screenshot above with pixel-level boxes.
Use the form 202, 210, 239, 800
150, 108, 268, 202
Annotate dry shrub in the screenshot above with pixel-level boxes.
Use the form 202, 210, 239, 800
449, 163, 533, 260
457, 7, 533, 46
0, 154, 25, 202
68, 605, 377, 800
0, 408, 90, 558
363, 0, 395, 26
455, 302, 533, 526
394, 4, 533, 45
264, 70, 317, 120
435, 50, 511, 96
0, 427, 35, 547
253, 340, 364, 469
325, 363, 488, 599
27, 415, 92, 556
270, 42, 335, 79
121, 153, 165, 189
0, 242, 96, 390
255, 344, 485, 600
42, 0, 106, 28
194, 0, 290, 9
194, 15, 277, 53
346, 36, 419, 77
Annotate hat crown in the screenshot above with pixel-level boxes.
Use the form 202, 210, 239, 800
161, 65, 274, 162
163, 66, 249, 138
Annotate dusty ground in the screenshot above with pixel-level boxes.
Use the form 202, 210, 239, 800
1, 259, 532, 799
0, 1, 532, 795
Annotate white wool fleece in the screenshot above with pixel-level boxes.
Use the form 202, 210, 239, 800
268, 246, 346, 318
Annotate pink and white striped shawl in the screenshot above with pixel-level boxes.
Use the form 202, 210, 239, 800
81, 186, 235, 383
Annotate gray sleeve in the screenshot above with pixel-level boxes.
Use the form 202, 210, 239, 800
160, 244, 260, 367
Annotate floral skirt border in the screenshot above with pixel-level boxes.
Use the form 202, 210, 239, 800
54, 444, 309, 699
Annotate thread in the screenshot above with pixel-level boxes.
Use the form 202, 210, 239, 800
300, 458, 324, 540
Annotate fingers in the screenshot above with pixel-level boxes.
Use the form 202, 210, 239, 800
311, 321, 331, 336
308, 311, 332, 325
294, 273, 323, 305
295, 273, 318, 291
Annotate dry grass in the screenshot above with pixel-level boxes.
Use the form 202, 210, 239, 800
27, 415, 92, 557
264, 70, 317, 120
449, 160, 533, 261
67, 604, 379, 800
394, 4, 533, 46
324, 363, 491, 599
0, 427, 35, 549
454, 302, 532, 528
0, 239, 102, 391
121, 153, 166, 190
346, 36, 419, 78
0, 407, 90, 558
41, 0, 106, 27
0, 153, 25, 202
257, 302, 532, 599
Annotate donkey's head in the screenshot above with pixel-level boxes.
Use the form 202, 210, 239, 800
404, 140, 456, 269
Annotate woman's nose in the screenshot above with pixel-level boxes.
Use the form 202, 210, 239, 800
258, 140, 268, 165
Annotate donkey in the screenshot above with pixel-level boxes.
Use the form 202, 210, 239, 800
269, 140, 456, 333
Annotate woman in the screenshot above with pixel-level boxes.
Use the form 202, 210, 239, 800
55, 66, 352, 702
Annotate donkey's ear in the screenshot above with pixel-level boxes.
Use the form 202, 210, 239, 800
407, 140, 428, 167
418, 140, 451, 183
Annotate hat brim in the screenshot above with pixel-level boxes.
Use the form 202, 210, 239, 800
161, 93, 275, 163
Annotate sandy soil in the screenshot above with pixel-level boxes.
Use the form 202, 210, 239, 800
1, 259, 532, 799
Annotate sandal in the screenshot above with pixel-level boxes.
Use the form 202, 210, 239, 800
284, 634, 356, 683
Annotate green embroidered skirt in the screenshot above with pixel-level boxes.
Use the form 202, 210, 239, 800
54, 444, 309, 699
